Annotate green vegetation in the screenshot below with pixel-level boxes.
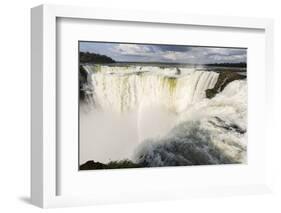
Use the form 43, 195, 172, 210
206, 71, 246, 99
80, 52, 116, 63
205, 62, 246, 68
80, 160, 141, 170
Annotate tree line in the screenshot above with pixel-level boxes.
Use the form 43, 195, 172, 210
80, 52, 116, 63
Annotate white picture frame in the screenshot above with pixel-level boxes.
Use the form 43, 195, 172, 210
31, 4, 274, 208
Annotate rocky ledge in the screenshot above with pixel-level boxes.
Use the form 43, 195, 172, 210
80, 160, 141, 170
206, 71, 246, 99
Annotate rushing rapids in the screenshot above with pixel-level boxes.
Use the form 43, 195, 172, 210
134, 80, 247, 166
80, 64, 247, 166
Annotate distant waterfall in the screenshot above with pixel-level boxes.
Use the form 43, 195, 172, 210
83, 65, 219, 113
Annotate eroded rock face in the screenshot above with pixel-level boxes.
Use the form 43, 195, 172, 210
79, 65, 89, 101
206, 71, 246, 99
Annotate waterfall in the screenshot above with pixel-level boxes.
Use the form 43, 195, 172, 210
80, 64, 247, 165
83, 64, 219, 113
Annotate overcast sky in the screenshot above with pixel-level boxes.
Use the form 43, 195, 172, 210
80, 42, 247, 64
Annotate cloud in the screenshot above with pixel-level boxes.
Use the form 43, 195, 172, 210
79, 42, 246, 64
204, 48, 246, 56
155, 45, 192, 52
161, 51, 194, 61
114, 44, 152, 55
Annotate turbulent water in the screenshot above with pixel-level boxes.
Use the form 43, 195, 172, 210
134, 80, 247, 166
80, 64, 247, 166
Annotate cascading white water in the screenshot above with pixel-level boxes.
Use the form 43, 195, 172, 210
134, 80, 247, 165
83, 65, 219, 113
80, 64, 247, 165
